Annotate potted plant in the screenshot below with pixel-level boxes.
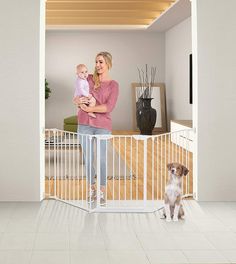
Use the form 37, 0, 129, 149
136, 65, 157, 135
45, 79, 51, 99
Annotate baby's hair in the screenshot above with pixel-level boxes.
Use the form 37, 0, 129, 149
76, 64, 87, 71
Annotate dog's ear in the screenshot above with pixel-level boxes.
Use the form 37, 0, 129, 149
167, 163, 173, 171
182, 166, 189, 176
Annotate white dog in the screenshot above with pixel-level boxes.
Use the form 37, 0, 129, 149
163, 162, 189, 222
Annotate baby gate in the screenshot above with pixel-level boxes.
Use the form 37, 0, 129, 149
45, 128, 193, 212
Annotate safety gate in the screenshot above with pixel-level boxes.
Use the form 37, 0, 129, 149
45, 129, 193, 212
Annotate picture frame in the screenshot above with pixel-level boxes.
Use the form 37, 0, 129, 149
132, 82, 167, 134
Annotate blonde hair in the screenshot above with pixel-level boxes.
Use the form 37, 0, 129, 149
76, 64, 87, 72
93, 51, 112, 89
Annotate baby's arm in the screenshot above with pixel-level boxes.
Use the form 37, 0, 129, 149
73, 95, 80, 105
73, 96, 89, 106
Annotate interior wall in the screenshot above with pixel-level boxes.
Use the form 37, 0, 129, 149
0, 0, 45, 201
192, 0, 236, 201
165, 17, 192, 126
45, 31, 165, 130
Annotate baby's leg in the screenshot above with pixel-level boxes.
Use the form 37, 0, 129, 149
89, 96, 96, 107
88, 112, 96, 118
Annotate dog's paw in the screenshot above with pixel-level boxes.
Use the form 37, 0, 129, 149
166, 217, 172, 222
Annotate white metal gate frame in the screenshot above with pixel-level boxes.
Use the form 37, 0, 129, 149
45, 128, 194, 213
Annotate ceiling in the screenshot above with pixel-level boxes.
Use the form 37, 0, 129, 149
46, 0, 177, 30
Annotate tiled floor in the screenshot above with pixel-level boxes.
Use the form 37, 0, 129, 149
0, 200, 236, 264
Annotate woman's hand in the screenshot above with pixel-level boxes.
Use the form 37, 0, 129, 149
73, 96, 89, 106
80, 104, 93, 113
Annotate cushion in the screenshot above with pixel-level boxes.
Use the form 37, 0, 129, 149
64, 115, 78, 132
64, 115, 78, 125
63, 124, 78, 133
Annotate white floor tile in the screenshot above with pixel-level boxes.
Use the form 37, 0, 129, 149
146, 250, 189, 264
70, 250, 109, 264
161, 220, 200, 233
0, 218, 10, 232
69, 233, 106, 250
183, 250, 229, 263
68, 214, 102, 234
12, 202, 47, 221
229, 225, 236, 232
37, 220, 69, 233
129, 214, 167, 234
221, 250, 236, 263
129, 213, 166, 233
40, 201, 70, 224
204, 232, 236, 250
107, 250, 150, 264
0, 207, 14, 219
0, 203, 17, 209
0, 233, 35, 250
30, 251, 70, 264
98, 213, 136, 234
0, 200, 236, 264
100, 222, 136, 234
104, 233, 142, 250
171, 233, 215, 250
5, 218, 39, 233
137, 233, 177, 250
193, 218, 231, 232
33, 233, 69, 251
0, 250, 32, 264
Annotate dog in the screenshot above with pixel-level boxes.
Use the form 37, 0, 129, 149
162, 162, 189, 222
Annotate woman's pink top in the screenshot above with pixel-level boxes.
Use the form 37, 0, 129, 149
77, 75, 119, 131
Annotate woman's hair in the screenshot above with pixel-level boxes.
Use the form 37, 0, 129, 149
93, 51, 112, 89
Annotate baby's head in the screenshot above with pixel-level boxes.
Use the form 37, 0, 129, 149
76, 64, 88, 80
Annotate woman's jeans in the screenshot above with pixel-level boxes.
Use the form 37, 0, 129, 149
78, 125, 111, 187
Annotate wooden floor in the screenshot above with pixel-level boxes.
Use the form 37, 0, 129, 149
45, 134, 192, 201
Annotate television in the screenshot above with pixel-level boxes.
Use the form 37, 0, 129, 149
189, 54, 193, 104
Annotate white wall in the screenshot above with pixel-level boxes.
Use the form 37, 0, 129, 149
165, 17, 192, 125
192, 0, 236, 201
0, 0, 45, 201
45, 31, 165, 130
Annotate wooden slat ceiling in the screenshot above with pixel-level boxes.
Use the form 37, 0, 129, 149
46, 0, 177, 29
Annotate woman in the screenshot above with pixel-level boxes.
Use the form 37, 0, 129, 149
74, 51, 119, 206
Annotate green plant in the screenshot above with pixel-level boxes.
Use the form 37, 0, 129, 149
45, 79, 51, 99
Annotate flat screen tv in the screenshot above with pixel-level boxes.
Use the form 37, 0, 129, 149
189, 54, 193, 104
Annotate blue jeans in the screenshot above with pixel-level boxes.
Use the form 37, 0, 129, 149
78, 125, 111, 187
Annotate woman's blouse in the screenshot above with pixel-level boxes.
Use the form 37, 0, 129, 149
77, 75, 119, 131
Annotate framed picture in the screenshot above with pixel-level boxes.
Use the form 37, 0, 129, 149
132, 83, 167, 134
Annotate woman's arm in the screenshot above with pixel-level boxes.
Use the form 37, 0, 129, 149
81, 83, 119, 113
80, 104, 107, 113
81, 81, 119, 113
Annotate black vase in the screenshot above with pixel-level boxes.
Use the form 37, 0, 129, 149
136, 98, 157, 135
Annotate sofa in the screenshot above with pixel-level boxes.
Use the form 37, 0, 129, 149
63, 115, 78, 132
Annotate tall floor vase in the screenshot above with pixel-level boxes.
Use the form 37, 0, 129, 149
136, 98, 157, 135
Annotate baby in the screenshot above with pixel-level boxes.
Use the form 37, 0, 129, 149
74, 64, 96, 118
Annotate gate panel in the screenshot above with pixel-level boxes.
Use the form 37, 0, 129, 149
45, 129, 193, 212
